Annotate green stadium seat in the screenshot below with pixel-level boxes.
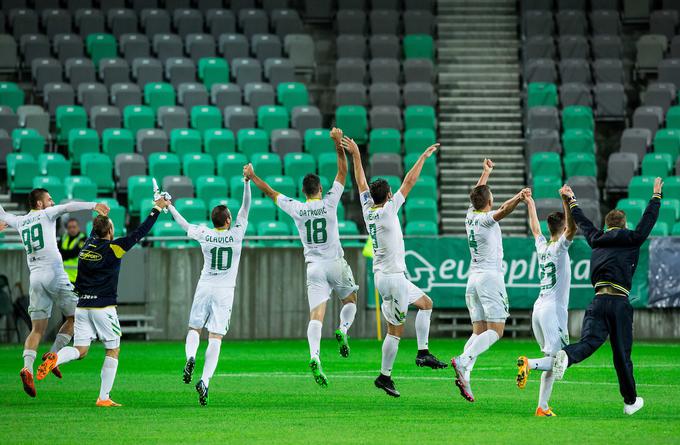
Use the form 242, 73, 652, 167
7, 154, 38, 193
297, 176, 330, 199
191, 106, 222, 132
204, 129, 235, 157
64, 176, 97, 201
174, 198, 208, 222
304, 129, 335, 159
0, 82, 24, 111
96, 198, 126, 235
250, 198, 277, 225
144, 83, 175, 111
140, 198, 171, 222
667, 106, 680, 129
251, 152, 282, 177
231, 176, 263, 201
128, 175, 153, 216
318, 152, 340, 186
531, 152, 562, 178
653, 129, 680, 161
183, 153, 215, 182
335, 106, 368, 144
337, 200, 346, 221
265, 175, 296, 197
198, 58, 229, 89
649, 221, 669, 237
257, 220, 290, 246
38, 153, 71, 181
659, 199, 680, 227
338, 220, 362, 247
539, 220, 551, 237
33, 177, 65, 204
123, 105, 155, 135
152, 220, 186, 247
642, 153, 673, 178
284, 152, 316, 184
404, 128, 436, 154
628, 176, 656, 199
404, 106, 436, 131
170, 128, 202, 157
68, 128, 99, 166
403, 35, 434, 60
562, 129, 595, 155
102, 129, 134, 160
209, 198, 240, 215
368, 128, 401, 155
404, 153, 436, 177
56, 106, 87, 145
195, 176, 228, 202
217, 152, 248, 180
665, 176, 680, 200
371, 175, 401, 195
672, 221, 680, 235
12, 128, 45, 157
237, 128, 269, 157
532, 175, 562, 199
257, 106, 289, 135
277, 82, 308, 112
405, 220, 439, 235
86, 34, 117, 66
149, 153, 180, 182
527, 82, 558, 108
616, 198, 647, 227
564, 152, 597, 178
405, 198, 437, 224
562, 106, 594, 132
410, 175, 437, 200
81, 153, 114, 193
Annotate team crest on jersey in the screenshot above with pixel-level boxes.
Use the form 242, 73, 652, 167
79, 250, 102, 261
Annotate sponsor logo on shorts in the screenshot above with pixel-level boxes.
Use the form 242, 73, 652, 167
79, 250, 102, 261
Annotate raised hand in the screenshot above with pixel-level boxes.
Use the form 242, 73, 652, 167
154, 197, 170, 209
521, 188, 533, 202
94, 202, 110, 216
654, 177, 664, 195
421, 143, 440, 158
0, 221, 7, 232
483, 158, 494, 173
559, 185, 575, 200
341, 136, 359, 155
330, 127, 343, 143
244, 163, 254, 179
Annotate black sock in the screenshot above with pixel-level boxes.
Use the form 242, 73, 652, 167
417, 349, 429, 357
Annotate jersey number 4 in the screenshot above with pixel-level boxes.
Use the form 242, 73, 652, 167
304, 218, 327, 244
468, 229, 478, 254
21, 223, 45, 254
209, 247, 233, 271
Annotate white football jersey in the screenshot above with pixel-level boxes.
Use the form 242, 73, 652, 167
188, 218, 248, 287
534, 234, 572, 310
361, 190, 406, 274
277, 181, 344, 263
465, 206, 504, 273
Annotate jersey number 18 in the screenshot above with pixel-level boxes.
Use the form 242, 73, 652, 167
304, 218, 327, 244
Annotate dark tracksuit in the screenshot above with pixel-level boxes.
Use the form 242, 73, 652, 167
564, 193, 661, 404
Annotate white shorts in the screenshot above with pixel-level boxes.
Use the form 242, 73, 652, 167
465, 271, 510, 323
376, 271, 424, 326
28, 267, 77, 320
188, 284, 235, 336
532, 302, 569, 356
73, 306, 121, 349
306, 258, 359, 311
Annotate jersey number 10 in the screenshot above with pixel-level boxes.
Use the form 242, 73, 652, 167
209, 247, 233, 271
21, 223, 45, 254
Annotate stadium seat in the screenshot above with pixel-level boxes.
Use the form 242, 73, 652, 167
654, 129, 680, 161
170, 128, 202, 157
209, 198, 240, 216
56, 105, 87, 145
128, 175, 153, 215
563, 129, 595, 155
33, 176, 65, 204
409, 176, 437, 200
265, 175, 296, 198
81, 153, 115, 193
175, 197, 208, 222
257, 220, 290, 246
38, 153, 71, 181
230, 175, 262, 201
371, 175, 401, 197
149, 152, 181, 182
405, 198, 437, 224
123, 105, 155, 135
667, 106, 680, 129
404, 106, 436, 131
65, 176, 98, 201
369, 128, 401, 155
642, 153, 673, 178
649, 221, 669, 237
144, 82, 176, 111
158, 106, 189, 133
659, 199, 680, 228
195, 176, 228, 203
673, 221, 680, 236
198, 57, 229, 90
616, 198, 647, 227
211, 83, 242, 109
665, 176, 680, 201
102, 128, 135, 160
183, 153, 215, 182
564, 153, 597, 178
251, 152, 282, 177
68, 128, 100, 166
96, 197, 126, 235
277, 82, 308, 112
405, 220, 438, 235
217, 152, 248, 180
404, 128, 436, 154
12, 128, 44, 157
335, 106, 368, 144
237, 128, 269, 157
370, 153, 402, 178
257, 106, 289, 135
270, 129, 302, 158
403, 34, 434, 60
86, 33, 117, 66
404, 153, 436, 178
317, 152, 343, 186
527, 82, 558, 108
191, 105, 222, 132
244, 82, 275, 109
531, 152, 562, 178
163, 175, 194, 200
204, 129, 236, 157
562, 106, 594, 132
304, 129, 335, 159
284, 153, 316, 185
7, 153, 38, 193
628, 176, 656, 199
152, 220, 186, 247
532, 175, 562, 199
0, 82, 24, 111
337, 220, 362, 247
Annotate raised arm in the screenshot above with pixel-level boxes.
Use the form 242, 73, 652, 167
562, 187, 599, 246
560, 185, 577, 241
0, 203, 19, 228
525, 194, 542, 238
46, 201, 109, 221
168, 204, 191, 232
112, 198, 168, 253
476, 158, 494, 187
330, 127, 348, 186
631, 177, 662, 244
244, 163, 279, 202
342, 137, 369, 194
237, 173, 252, 222
493, 188, 529, 222
399, 143, 439, 199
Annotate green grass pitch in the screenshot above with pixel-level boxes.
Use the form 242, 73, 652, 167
1, 338, 679, 444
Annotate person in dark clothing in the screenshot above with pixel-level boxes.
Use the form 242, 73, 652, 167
37, 197, 170, 406
59, 218, 87, 284
552, 178, 663, 416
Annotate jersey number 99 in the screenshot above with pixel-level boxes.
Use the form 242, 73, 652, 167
21, 224, 44, 254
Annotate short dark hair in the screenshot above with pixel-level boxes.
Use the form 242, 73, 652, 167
28, 188, 49, 209
547, 212, 565, 237
470, 185, 491, 210
302, 173, 321, 197
605, 209, 626, 229
369, 179, 391, 205
211, 205, 231, 228
92, 215, 112, 238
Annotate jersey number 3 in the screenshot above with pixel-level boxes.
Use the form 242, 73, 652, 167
209, 247, 233, 271
21, 223, 45, 254
305, 218, 327, 244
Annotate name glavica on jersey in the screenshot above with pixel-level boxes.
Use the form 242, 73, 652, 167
205, 234, 235, 243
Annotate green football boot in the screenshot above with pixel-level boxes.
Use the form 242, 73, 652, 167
335, 329, 350, 358
309, 357, 328, 388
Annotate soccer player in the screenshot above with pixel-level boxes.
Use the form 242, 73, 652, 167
37, 196, 170, 406
0, 188, 109, 397
172, 167, 251, 406
551, 179, 663, 416
451, 159, 529, 402
345, 136, 446, 398
245, 128, 359, 388
516, 186, 576, 417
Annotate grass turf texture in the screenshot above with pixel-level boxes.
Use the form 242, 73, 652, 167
1, 339, 679, 444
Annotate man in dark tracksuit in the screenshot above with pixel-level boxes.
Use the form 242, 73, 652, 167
552, 179, 663, 416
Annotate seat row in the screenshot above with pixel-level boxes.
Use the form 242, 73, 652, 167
336, 34, 434, 61
522, 9, 622, 38
335, 82, 435, 108
335, 9, 434, 36
523, 35, 625, 62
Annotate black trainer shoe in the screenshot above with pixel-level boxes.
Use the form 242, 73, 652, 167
374, 374, 400, 398
415, 352, 448, 369
183, 357, 195, 384
196, 379, 209, 406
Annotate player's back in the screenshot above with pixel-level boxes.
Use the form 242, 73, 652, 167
191, 224, 247, 287
465, 207, 503, 273
535, 235, 572, 309
361, 190, 406, 274
14, 210, 61, 270
75, 237, 124, 306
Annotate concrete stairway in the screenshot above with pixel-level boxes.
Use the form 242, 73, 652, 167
437, 0, 527, 236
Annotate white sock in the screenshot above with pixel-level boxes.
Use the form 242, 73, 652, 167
458, 329, 499, 367
307, 320, 322, 359
461, 333, 478, 379
23, 349, 37, 373
201, 338, 221, 388
380, 334, 400, 377
185, 330, 200, 360
538, 371, 555, 410
415, 309, 432, 350
56, 346, 80, 366
50, 333, 72, 353
463, 333, 478, 353
529, 357, 554, 371
99, 356, 118, 401
338, 302, 357, 334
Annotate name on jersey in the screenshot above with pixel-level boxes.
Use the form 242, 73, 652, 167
298, 207, 327, 217
20, 215, 41, 227
465, 218, 480, 227
205, 234, 234, 243
79, 250, 102, 262
366, 212, 380, 221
